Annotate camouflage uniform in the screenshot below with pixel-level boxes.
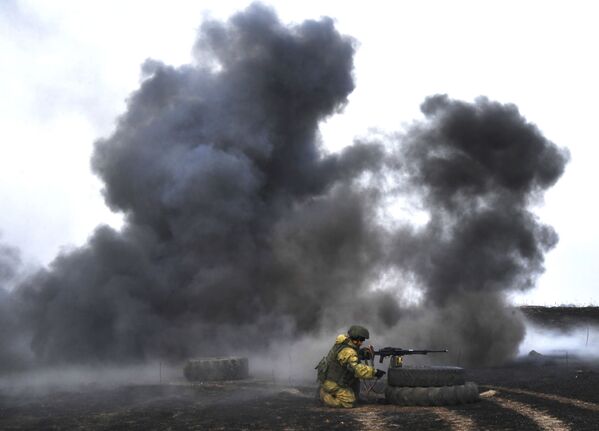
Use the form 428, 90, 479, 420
317, 334, 376, 408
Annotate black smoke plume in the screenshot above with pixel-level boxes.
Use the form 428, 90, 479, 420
0, 240, 25, 370
0, 241, 20, 287
395, 95, 566, 303
388, 95, 568, 364
0, 4, 568, 372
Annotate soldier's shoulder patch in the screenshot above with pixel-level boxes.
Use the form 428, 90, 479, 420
335, 334, 348, 344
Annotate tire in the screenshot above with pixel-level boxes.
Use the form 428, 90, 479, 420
184, 357, 249, 382
385, 382, 479, 406
387, 366, 465, 387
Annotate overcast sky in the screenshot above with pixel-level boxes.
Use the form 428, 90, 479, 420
1, 0, 597, 305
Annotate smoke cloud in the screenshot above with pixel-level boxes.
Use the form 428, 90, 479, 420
0, 4, 568, 373
385, 95, 568, 364
0, 240, 28, 371
0, 240, 20, 288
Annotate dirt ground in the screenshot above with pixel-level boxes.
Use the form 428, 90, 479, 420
1, 306, 598, 430
1, 360, 598, 430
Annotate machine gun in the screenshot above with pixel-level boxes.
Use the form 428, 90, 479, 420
373, 347, 448, 363
359, 346, 448, 367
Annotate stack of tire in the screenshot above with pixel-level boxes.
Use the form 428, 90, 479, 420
385, 365, 479, 406
184, 357, 249, 382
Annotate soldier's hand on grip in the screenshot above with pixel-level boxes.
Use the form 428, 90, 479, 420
358, 346, 374, 361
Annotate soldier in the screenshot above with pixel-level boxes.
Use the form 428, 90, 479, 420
316, 325, 386, 408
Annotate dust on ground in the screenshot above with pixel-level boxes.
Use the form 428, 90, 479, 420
3, 306, 599, 430
1, 361, 599, 430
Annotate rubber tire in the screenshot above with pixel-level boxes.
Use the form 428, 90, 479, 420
184, 357, 249, 382
387, 366, 465, 387
385, 382, 479, 406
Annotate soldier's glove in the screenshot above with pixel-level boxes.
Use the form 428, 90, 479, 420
374, 369, 386, 379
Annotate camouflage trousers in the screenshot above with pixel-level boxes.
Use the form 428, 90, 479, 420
319, 380, 359, 408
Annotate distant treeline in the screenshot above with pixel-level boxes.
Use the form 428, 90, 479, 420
520, 306, 599, 328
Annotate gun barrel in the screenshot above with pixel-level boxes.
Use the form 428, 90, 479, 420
372, 348, 448, 362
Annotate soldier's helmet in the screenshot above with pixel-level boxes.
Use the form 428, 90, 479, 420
348, 325, 370, 341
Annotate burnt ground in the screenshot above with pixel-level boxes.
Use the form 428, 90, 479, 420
1, 307, 599, 431
2, 363, 599, 430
